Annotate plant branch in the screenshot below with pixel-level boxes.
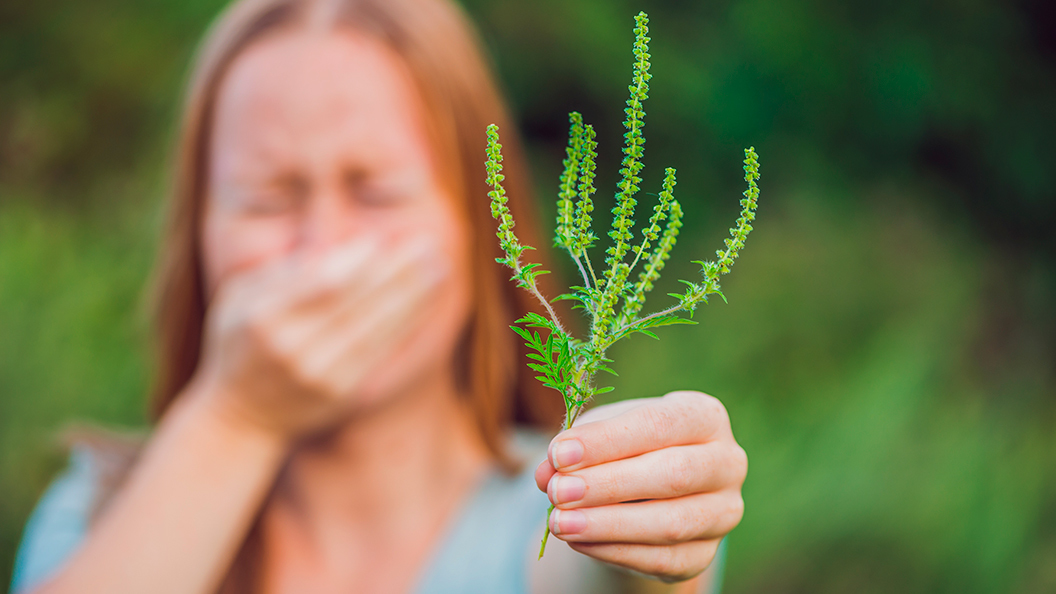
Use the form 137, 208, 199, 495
568, 249, 592, 290
613, 300, 689, 337
516, 265, 568, 336
583, 252, 600, 291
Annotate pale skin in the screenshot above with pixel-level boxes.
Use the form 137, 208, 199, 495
29, 26, 745, 594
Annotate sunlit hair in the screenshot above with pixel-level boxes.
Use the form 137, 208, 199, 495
151, 0, 560, 467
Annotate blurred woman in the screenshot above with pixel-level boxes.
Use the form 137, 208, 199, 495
11, 0, 747, 592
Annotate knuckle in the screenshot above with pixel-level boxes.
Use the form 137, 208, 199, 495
649, 545, 681, 578
666, 389, 707, 408
597, 422, 625, 450
706, 395, 731, 426
664, 450, 697, 494
683, 541, 722, 580
733, 444, 749, 480
661, 505, 694, 543
611, 508, 630, 538
291, 359, 330, 396
660, 541, 717, 583
642, 403, 681, 439
665, 391, 730, 429
662, 390, 699, 416
663, 390, 697, 403
728, 494, 745, 527
593, 471, 622, 503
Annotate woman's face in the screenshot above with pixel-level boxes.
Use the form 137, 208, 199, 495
202, 28, 472, 405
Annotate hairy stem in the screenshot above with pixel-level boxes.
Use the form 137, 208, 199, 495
569, 250, 592, 290
583, 252, 600, 291
614, 301, 689, 337
521, 273, 568, 336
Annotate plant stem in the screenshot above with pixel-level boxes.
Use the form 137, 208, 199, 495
614, 301, 688, 336
626, 235, 650, 276
583, 251, 600, 289
527, 282, 567, 335
511, 258, 569, 336
568, 250, 592, 290
540, 386, 590, 559
539, 503, 555, 559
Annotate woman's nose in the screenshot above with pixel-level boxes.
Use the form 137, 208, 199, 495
298, 186, 362, 253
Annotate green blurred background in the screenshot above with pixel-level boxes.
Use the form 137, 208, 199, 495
1, 0, 1054, 591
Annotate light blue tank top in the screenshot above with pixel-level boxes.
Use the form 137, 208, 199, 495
10, 431, 724, 593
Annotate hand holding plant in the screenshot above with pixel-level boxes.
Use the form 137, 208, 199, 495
485, 11, 758, 567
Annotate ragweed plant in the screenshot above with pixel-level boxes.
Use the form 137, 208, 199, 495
485, 11, 761, 558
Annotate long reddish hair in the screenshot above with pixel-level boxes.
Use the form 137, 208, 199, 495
149, 0, 563, 480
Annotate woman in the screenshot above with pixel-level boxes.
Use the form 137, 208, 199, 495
11, 0, 747, 592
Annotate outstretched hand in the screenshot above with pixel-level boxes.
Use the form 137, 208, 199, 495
534, 391, 747, 582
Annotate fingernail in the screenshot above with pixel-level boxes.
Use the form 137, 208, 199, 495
549, 509, 587, 536
550, 475, 586, 505
550, 439, 584, 470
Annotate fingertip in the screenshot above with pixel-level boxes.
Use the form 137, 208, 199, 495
535, 458, 556, 493
549, 508, 586, 537
548, 437, 584, 471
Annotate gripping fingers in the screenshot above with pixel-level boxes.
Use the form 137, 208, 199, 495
548, 392, 733, 473
548, 491, 743, 545
567, 538, 722, 583
547, 443, 745, 509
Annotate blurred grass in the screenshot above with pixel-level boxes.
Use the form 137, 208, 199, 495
0, 198, 154, 586
1, 0, 1055, 591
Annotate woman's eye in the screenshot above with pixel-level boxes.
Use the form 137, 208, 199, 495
344, 169, 413, 208
238, 177, 307, 215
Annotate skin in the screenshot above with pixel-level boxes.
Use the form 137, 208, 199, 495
29, 26, 745, 594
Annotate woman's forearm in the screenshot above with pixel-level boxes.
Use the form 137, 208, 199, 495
35, 385, 288, 594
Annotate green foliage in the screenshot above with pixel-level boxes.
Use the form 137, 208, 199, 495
485, 12, 761, 557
